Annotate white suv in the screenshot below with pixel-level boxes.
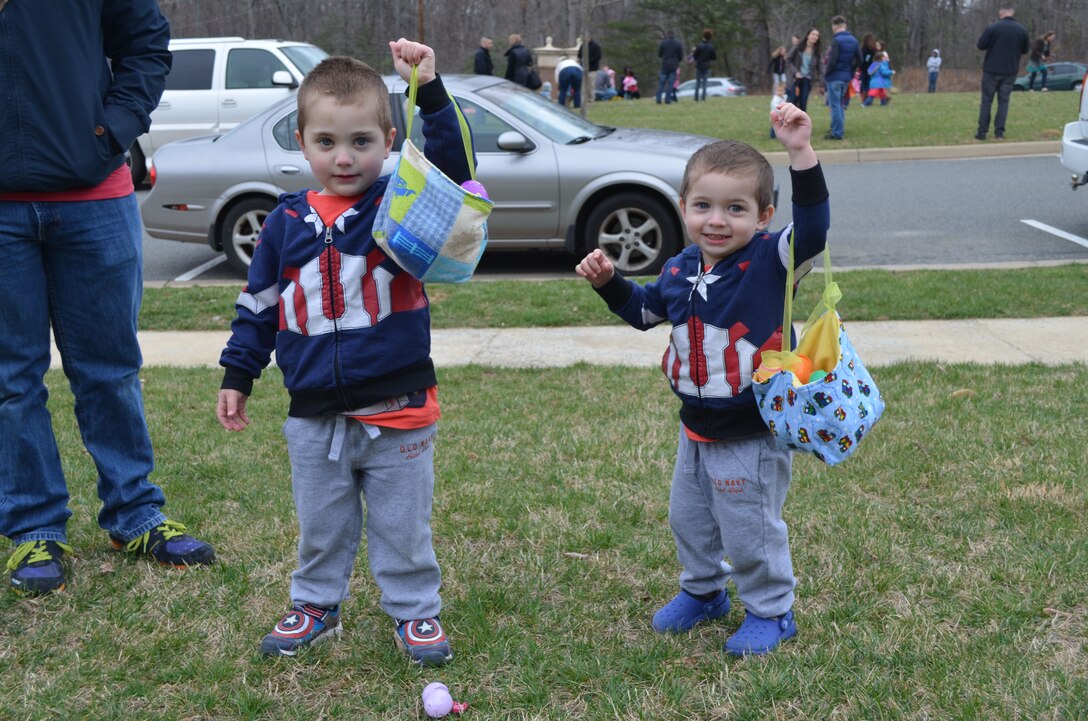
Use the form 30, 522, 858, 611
1060, 68, 1088, 191
130, 37, 326, 185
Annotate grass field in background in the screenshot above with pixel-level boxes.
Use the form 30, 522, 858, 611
586, 89, 1069, 153
0, 363, 1084, 720
140, 263, 1088, 331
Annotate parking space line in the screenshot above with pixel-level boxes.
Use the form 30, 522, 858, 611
1021, 219, 1088, 250
174, 255, 227, 282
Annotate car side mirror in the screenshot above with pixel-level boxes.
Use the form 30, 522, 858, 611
496, 131, 534, 153
272, 70, 298, 89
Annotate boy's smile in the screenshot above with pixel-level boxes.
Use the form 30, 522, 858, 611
680, 172, 774, 265
296, 95, 395, 197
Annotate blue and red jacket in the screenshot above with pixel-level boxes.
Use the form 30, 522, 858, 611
220, 77, 475, 417
595, 164, 830, 440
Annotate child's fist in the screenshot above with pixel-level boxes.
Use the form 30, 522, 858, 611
576, 249, 615, 288
389, 39, 436, 84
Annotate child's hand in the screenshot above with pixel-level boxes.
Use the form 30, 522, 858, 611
576, 249, 615, 288
390, 39, 436, 85
770, 101, 817, 170
217, 389, 251, 432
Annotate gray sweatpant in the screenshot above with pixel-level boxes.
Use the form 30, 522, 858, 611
283, 415, 442, 621
669, 427, 796, 618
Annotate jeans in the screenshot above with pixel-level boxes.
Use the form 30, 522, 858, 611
827, 79, 846, 138
978, 72, 1016, 137
0, 196, 167, 545
928, 71, 938, 92
557, 66, 583, 108
794, 77, 812, 112
1028, 69, 1048, 90
694, 67, 710, 101
656, 68, 677, 104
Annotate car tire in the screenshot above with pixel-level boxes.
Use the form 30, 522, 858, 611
219, 197, 275, 276
583, 191, 680, 276
128, 144, 147, 188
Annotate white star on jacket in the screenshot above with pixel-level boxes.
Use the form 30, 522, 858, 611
687, 271, 722, 301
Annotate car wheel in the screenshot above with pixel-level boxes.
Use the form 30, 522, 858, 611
583, 191, 679, 276
127, 144, 146, 188
219, 197, 275, 276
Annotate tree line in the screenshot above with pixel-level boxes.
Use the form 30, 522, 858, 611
159, 0, 1087, 91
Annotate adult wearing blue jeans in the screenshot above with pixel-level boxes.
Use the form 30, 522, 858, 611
0, 0, 215, 598
691, 29, 717, 102
823, 16, 861, 140
657, 31, 684, 104
555, 56, 584, 108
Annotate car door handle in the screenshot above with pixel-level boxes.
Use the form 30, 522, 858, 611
158, 100, 171, 110
275, 165, 302, 175
221, 99, 238, 107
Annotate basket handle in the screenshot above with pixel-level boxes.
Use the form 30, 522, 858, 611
404, 65, 477, 182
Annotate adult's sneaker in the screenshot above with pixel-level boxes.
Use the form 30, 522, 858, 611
395, 617, 453, 666
108, 520, 215, 567
7, 540, 73, 597
261, 604, 343, 657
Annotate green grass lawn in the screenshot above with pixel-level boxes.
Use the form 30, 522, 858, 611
586, 89, 1068, 153
141, 264, 1088, 330
1, 364, 1084, 720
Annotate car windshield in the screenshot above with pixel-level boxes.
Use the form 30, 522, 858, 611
476, 83, 609, 144
282, 45, 328, 75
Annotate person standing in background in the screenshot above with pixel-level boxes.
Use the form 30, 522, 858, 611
926, 49, 942, 92
1026, 32, 1055, 91
822, 15, 861, 140
504, 33, 534, 87
691, 29, 717, 102
473, 36, 494, 75
786, 28, 823, 112
657, 30, 685, 105
975, 5, 1029, 140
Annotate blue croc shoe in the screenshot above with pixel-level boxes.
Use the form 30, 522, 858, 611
724, 610, 796, 656
652, 589, 730, 633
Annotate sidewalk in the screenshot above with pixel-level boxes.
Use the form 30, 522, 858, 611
53, 318, 1087, 370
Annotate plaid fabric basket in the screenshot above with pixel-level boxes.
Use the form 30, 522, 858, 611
373, 66, 493, 283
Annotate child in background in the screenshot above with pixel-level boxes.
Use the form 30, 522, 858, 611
216, 40, 475, 666
863, 51, 894, 106
770, 82, 787, 138
575, 102, 829, 656
622, 67, 640, 99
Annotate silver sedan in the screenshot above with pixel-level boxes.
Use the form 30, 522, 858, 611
141, 74, 717, 276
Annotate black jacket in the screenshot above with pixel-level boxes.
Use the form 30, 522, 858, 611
977, 17, 1029, 76
474, 46, 493, 75
658, 37, 684, 73
692, 41, 716, 72
504, 44, 533, 86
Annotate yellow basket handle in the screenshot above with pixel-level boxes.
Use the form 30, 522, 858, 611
405, 65, 477, 182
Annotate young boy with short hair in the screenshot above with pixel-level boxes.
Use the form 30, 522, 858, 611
216, 39, 474, 665
576, 102, 828, 656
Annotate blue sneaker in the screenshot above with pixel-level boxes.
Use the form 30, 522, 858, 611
109, 520, 215, 567
261, 604, 343, 657
724, 610, 796, 656
7, 540, 73, 597
395, 617, 453, 666
652, 589, 730, 633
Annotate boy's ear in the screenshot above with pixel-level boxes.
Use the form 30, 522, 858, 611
295, 129, 307, 157
758, 204, 775, 229
385, 127, 396, 158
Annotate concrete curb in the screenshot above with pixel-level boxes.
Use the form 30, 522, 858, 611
765, 140, 1058, 166
52, 318, 1088, 370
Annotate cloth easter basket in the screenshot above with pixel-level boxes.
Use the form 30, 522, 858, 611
372, 66, 493, 283
751, 231, 885, 465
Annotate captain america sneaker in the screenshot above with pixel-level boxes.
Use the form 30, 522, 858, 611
7, 540, 73, 597
394, 617, 453, 666
108, 520, 215, 567
260, 604, 343, 657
